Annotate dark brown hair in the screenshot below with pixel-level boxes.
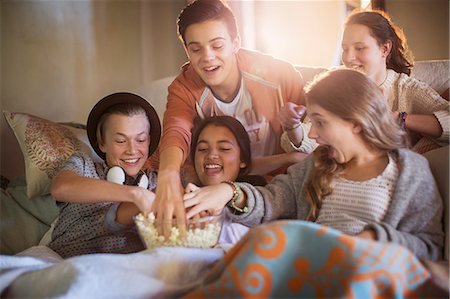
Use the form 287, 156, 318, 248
177, 0, 238, 45
345, 9, 414, 75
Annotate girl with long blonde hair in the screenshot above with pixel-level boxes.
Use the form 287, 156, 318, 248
197, 68, 444, 261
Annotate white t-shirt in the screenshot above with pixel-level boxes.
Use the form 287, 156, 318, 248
214, 79, 276, 157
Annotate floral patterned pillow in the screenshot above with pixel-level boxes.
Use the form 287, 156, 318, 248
3, 111, 101, 199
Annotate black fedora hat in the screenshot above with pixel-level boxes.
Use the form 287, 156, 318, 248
87, 92, 161, 160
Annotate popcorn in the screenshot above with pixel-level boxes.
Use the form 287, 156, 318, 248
135, 213, 222, 249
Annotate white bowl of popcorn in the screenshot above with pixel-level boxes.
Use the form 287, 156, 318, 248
134, 212, 224, 249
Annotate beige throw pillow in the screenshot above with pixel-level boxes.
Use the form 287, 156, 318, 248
3, 111, 101, 199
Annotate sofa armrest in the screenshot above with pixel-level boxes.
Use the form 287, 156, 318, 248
424, 146, 449, 261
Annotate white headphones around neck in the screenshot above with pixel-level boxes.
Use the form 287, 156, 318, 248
106, 166, 149, 189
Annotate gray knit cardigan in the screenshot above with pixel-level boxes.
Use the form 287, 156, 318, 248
227, 149, 444, 261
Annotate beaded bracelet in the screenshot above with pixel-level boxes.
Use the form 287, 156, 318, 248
222, 180, 248, 214
398, 111, 408, 129
284, 122, 301, 131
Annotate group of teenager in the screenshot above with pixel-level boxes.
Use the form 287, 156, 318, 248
47, 0, 448, 268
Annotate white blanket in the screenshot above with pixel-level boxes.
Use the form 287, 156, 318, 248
0, 245, 224, 298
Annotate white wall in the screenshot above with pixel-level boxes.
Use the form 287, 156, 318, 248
1, 0, 186, 179
230, 1, 347, 67
229, 0, 449, 67
386, 0, 449, 61
1, 0, 448, 180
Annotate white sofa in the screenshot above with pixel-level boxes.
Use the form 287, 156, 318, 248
144, 60, 449, 262
1, 60, 448, 262
145, 60, 449, 122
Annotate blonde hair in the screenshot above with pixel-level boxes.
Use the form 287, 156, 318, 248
304, 69, 408, 221
96, 103, 148, 147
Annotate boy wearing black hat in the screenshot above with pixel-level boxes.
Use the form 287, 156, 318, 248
48, 92, 161, 258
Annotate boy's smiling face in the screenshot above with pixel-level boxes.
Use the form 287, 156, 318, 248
99, 113, 150, 177
184, 19, 240, 100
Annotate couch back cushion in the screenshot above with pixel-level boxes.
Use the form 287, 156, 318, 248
295, 65, 328, 85
411, 60, 449, 100
296, 60, 449, 99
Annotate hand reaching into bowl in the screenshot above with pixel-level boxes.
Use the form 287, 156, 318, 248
183, 183, 232, 219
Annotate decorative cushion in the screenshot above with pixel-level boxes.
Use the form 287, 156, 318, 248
3, 111, 101, 199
